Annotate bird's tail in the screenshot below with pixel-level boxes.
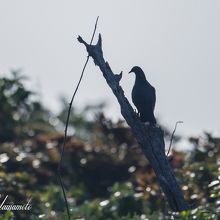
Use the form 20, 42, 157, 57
140, 113, 156, 124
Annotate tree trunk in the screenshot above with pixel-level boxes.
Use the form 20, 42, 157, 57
78, 34, 189, 211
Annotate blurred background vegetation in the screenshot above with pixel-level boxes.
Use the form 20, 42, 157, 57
0, 72, 219, 220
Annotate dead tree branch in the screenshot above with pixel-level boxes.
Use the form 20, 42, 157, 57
78, 34, 189, 212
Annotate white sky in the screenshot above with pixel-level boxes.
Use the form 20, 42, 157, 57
0, 1, 220, 137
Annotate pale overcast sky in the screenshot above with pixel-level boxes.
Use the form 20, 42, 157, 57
0, 1, 220, 137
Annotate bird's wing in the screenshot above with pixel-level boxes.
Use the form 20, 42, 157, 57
132, 86, 145, 112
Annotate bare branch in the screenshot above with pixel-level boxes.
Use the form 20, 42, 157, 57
78, 34, 189, 212
167, 121, 183, 156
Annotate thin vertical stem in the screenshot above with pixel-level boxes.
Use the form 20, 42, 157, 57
167, 121, 183, 156
57, 16, 99, 220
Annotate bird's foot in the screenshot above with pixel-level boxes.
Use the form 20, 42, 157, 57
134, 109, 140, 117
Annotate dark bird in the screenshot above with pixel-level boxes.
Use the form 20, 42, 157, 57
129, 66, 156, 124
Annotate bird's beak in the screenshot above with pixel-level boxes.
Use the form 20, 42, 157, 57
128, 70, 132, 74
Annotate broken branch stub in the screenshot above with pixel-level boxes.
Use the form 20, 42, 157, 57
78, 34, 189, 211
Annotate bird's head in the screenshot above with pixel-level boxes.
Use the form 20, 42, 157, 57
128, 66, 144, 74
129, 66, 147, 81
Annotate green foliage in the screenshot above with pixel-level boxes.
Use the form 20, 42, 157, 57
69, 182, 158, 220
0, 211, 14, 220
0, 71, 55, 142
0, 73, 219, 219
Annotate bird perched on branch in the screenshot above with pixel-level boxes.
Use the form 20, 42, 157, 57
129, 66, 156, 124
